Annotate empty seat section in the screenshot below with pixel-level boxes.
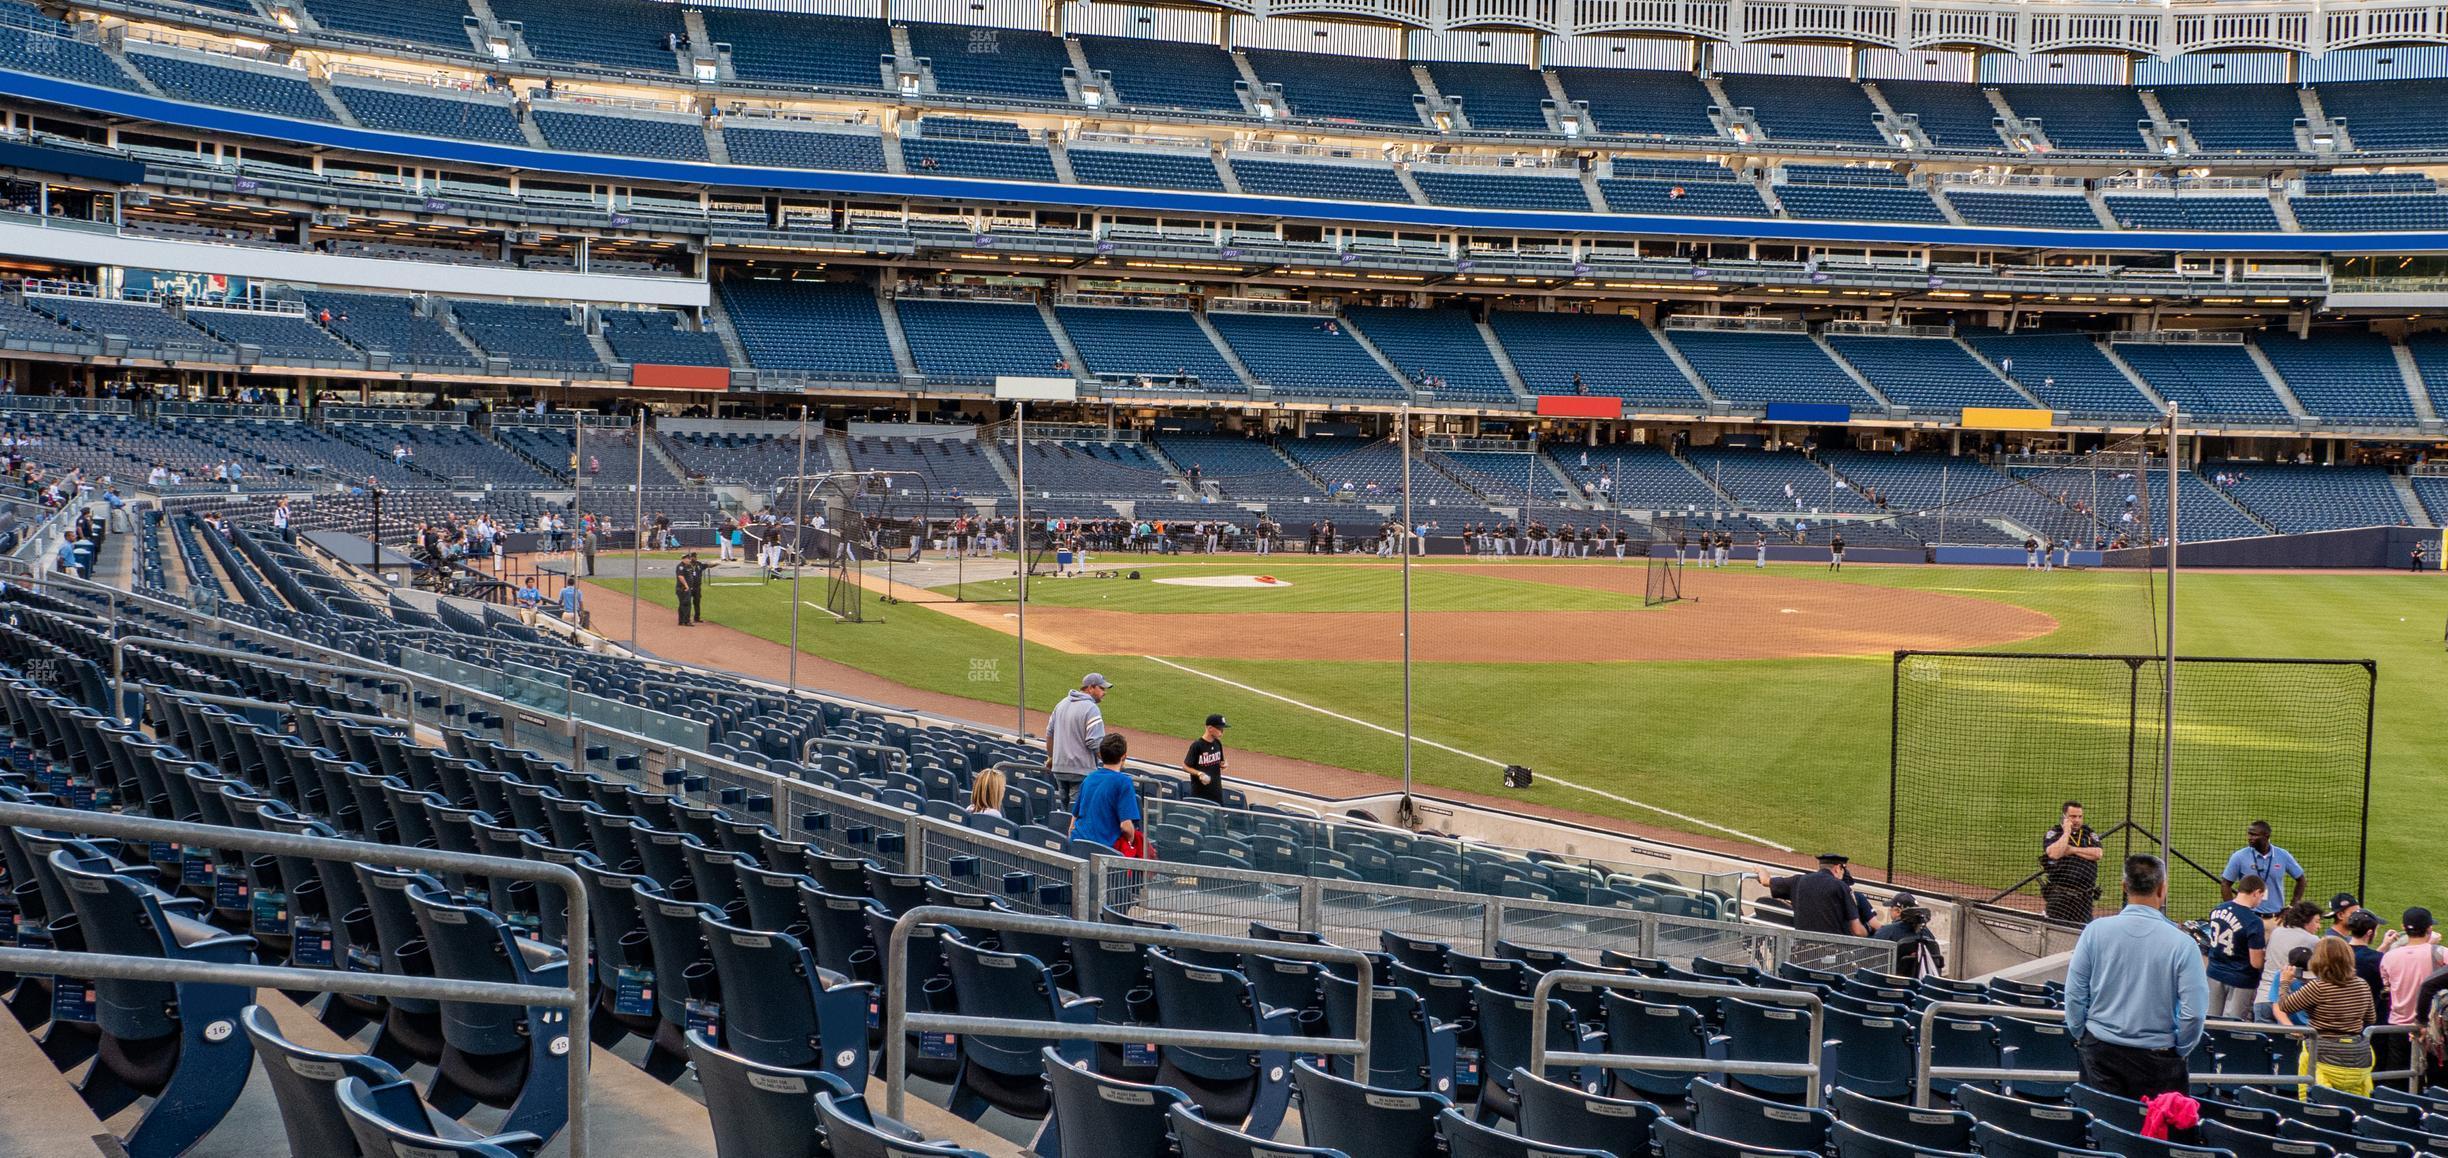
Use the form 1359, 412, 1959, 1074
485, 0, 685, 73
1874, 79, 2003, 149
1228, 157, 1411, 203
0, 9, 139, 90
1666, 329, 1874, 409
1012, 439, 1174, 496
1243, 47, 1424, 126
0, 297, 91, 345
534, 107, 709, 159
1208, 312, 1405, 399
2111, 340, 2291, 420
1555, 67, 1722, 139
1598, 165, 1768, 217
2287, 193, 2448, 232
1412, 168, 1592, 211
1945, 191, 2104, 229
1427, 60, 1556, 132
129, 52, 338, 121
1489, 312, 1705, 407
2208, 462, 2409, 532
700, 9, 892, 89
1776, 179, 1946, 223
1150, 435, 1322, 500
1996, 83, 2151, 152
894, 299, 1065, 384
1686, 447, 1873, 511
447, 300, 603, 371
1054, 306, 1240, 389
719, 125, 888, 171
1347, 308, 1517, 403
183, 307, 358, 361
2308, 78, 2448, 151
1553, 444, 1720, 509
1078, 34, 1248, 114
1825, 335, 2028, 411
1066, 149, 1226, 191
901, 20, 1071, 102
717, 279, 899, 380
299, 290, 480, 368
26, 295, 224, 355
1718, 73, 1886, 145
2100, 195, 2281, 232
844, 435, 1012, 496
299, 0, 475, 50
902, 120, 1059, 181
2256, 331, 2419, 423
601, 310, 729, 367
1285, 439, 1480, 505
2151, 84, 2303, 153
1958, 329, 2159, 418
334, 84, 526, 144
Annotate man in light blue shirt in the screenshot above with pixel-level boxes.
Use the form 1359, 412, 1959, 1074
2066, 854, 2208, 1099
2221, 820, 2305, 916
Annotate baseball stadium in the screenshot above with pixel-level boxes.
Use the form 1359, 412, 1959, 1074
0, 0, 2446, 1151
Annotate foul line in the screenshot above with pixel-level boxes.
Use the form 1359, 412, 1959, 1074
1137, 654, 1792, 852
800, 600, 846, 621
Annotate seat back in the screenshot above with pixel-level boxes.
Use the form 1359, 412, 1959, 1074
1972, 1120, 2115, 1158
1168, 1103, 1344, 1158
699, 909, 823, 1069
1830, 1087, 1974, 1151
1832, 1120, 1979, 1158
409, 885, 565, 1057
1996, 1016, 2080, 1097
1822, 1004, 1915, 1099
1474, 983, 1583, 1087
1039, 1047, 1188, 1158
941, 931, 1066, 1077
1599, 991, 1709, 1099
797, 884, 882, 982
1147, 948, 1262, 1081
1513, 1067, 1660, 1157
2201, 1120, 2336, 1158
1957, 1084, 2096, 1148
2093, 1120, 2240, 1158
1719, 997, 1815, 1097
2276, 1119, 2415, 1158
1321, 969, 1437, 1091
51, 851, 191, 1040
686, 1027, 850, 1158
334, 1077, 528, 1158
1292, 1059, 1448, 1158
1441, 1104, 1611, 1158
1690, 1076, 1833, 1153
816, 1091, 991, 1158
241, 1005, 406, 1158
2069, 1084, 2148, 1134
1657, 1116, 1822, 1158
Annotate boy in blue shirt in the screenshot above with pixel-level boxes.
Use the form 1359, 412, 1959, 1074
2203, 874, 2269, 1020
1069, 734, 1140, 851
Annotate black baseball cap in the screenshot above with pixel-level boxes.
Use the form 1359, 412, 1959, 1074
2330, 892, 2360, 914
2405, 907, 2435, 935
1889, 892, 1918, 908
1205, 714, 1229, 729
1815, 853, 1849, 865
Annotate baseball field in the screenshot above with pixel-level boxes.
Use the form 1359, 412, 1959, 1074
599, 556, 2447, 917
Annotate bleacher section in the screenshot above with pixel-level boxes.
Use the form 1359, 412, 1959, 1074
1823, 334, 2029, 411
126, 52, 339, 122
1944, 190, 2104, 229
1426, 60, 1555, 133
2100, 194, 2281, 232
843, 433, 1011, 496
1283, 437, 1480, 506
298, 290, 479, 368
1718, 73, 1886, 146
2255, 331, 2420, 423
1664, 328, 1876, 410
0, 11, 139, 92
533, 107, 709, 160
1011, 438, 1174, 497
1227, 157, 1412, 203
1554, 67, 1719, 139
333, 83, 527, 144
1076, 35, 1247, 114
699, 9, 891, 90
1147, 433, 1322, 500
901, 125, 1058, 181
1996, 83, 2151, 152
1339, 307, 1512, 404
299, 0, 474, 49
2308, 78, 2448, 151
181, 306, 359, 362
716, 279, 898, 381
482, 0, 685, 74
600, 310, 728, 367
1959, 329, 2161, 419
1551, 443, 1721, 510
2150, 84, 2302, 153
1597, 169, 1769, 217
2208, 461, 2410, 532
1411, 167, 1592, 211
1775, 173, 1947, 223
1207, 312, 1404, 399
330, 419, 555, 487
902, 21, 1071, 103
1064, 148, 1226, 191
2110, 339, 2292, 421
161, 415, 429, 487
0, 297, 92, 346
447, 300, 604, 372
2287, 190, 2448, 231
2173, 470, 2268, 540
1242, 48, 1424, 127
1873, 79, 2002, 149
718, 124, 888, 172
661, 431, 803, 487
1053, 305, 1241, 391
892, 298, 1065, 385
1488, 311, 1704, 408
1687, 446, 1874, 512
25, 295, 225, 356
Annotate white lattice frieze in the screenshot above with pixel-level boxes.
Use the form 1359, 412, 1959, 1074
1567, 0, 1731, 39
1445, 0, 1562, 32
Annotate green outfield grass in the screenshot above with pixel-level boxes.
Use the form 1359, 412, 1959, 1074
610, 563, 2448, 917
939, 561, 1651, 613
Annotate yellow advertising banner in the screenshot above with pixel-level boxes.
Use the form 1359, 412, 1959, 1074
1959, 407, 2055, 430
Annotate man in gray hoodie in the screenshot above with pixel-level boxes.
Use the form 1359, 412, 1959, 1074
1047, 673, 1111, 801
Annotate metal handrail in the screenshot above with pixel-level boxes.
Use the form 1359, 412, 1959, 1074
1910, 1000, 2427, 1106
881, 905, 1376, 1121
1528, 971, 1829, 1107
0, 799, 592, 1158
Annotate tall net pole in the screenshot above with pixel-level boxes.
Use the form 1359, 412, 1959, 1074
1399, 406, 1415, 822
2162, 406, 2181, 859
788, 405, 809, 693
629, 405, 645, 649
1014, 400, 1028, 738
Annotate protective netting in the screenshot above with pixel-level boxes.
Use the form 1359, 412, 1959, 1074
1889, 651, 2372, 921
1645, 514, 1685, 607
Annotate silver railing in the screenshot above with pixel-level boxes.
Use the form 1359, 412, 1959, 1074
881, 906, 1374, 1120
1910, 1001, 2428, 1106
1529, 971, 1828, 1107
0, 799, 592, 1157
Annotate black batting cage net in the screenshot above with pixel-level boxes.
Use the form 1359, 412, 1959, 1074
1888, 651, 2373, 922
1645, 515, 1685, 607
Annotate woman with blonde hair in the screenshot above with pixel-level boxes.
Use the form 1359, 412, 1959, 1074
2278, 935, 2379, 1095
968, 767, 1006, 818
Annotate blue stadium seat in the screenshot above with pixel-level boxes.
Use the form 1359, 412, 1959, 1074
128, 51, 338, 121
449, 300, 604, 372
2111, 340, 2290, 421
406, 885, 569, 1137
2152, 84, 2303, 153
0, 9, 141, 89
1957, 1083, 2094, 1147
1690, 1076, 1832, 1151
1666, 329, 1876, 409
1444, 1105, 1613, 1158
720, 124, 889, 171
242, 1004, 414, 1158
1208, 312, 1406, 400
1171, 1102, 1346, 1158
600, 310, 729, 368
702, 10, 892, 90
1719, 73, 1887, 145
1658, 1116, 1821, 1158
936, 932, 1094, 1129
1243, 48, 1424, 126
1347, 307, 1520, 404
2256, 332, 2418, 423
1554, 67, 1720, 139
1832, 1120, 1978, 1158
686, 1027, 858, 1158
1492, 312, 1706, 407
2102, 195, 2281, 232
718, 279, 900, 381
1228, 157, 1413, 203
903, 21, 1072, 103
1875, 80, 2004, 149
1428, 61, 1557, 133
894, 299, 1066, 385
534, 107, 708, 160
334, 1076, 546, 1158
1997, 84, 2151, 152
1945, 190, 2105, 230
1413, 167, 1593, 212
1078, 34, 1247, 113
1145, 948, 1298, 1137
1037, 1046, 1191, 1158
816, 1089, 995, 1158
1826, 335, 2029, 411
1599, 173, 1771, 217
698, 911, 873, 1085
486, 0, 685, 74
1831, 1087, 1976, 1151
335, 83, 526, 144
1295, 1059, 1451, 1158
1066, 148, 1227, 191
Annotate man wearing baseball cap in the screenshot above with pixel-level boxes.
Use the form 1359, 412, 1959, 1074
1047, 673, 1111, 801
1182, 714, 1229, 806
2377, 906, 2442, 1079
2325, 893, 2362, 939
1755, 854, 1867, 937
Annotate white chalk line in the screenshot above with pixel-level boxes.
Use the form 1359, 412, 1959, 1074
800, 600, 846, 621
1137, 654, 1792, 851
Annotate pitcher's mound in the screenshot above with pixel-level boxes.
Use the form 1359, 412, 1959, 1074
1153, 575, 1294, 588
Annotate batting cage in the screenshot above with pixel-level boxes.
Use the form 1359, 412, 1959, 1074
1887, 650, 2373, 921
1645, 515, 1686, 607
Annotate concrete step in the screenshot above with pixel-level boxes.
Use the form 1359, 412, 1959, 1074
2243, 340, 2316, 423
2392, 342, 2441, 425
1192, 310, 1257, 388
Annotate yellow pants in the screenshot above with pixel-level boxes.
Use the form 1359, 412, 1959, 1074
2297, 1043, 2374, 1098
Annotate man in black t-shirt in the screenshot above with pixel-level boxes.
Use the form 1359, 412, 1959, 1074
1182, 714, 1229, 804
2040, 800, 2105, 924
1756, 854, 1868, 937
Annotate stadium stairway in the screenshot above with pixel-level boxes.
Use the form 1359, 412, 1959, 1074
1190, 312, 1257, 388
2389, 343, 2444, 424
1474, 316, 1533, 399
1811, 335, 1898, 411
1330, 312, 1417, 395
2391, 474, 2435, 526
2242, 342, 2317, 424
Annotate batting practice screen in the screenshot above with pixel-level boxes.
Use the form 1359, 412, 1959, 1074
1888, 651, 2373, 921
1645, 515, 1685, 608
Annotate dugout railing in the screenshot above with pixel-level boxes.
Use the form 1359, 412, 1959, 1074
1912, 1001, 2427, 1106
